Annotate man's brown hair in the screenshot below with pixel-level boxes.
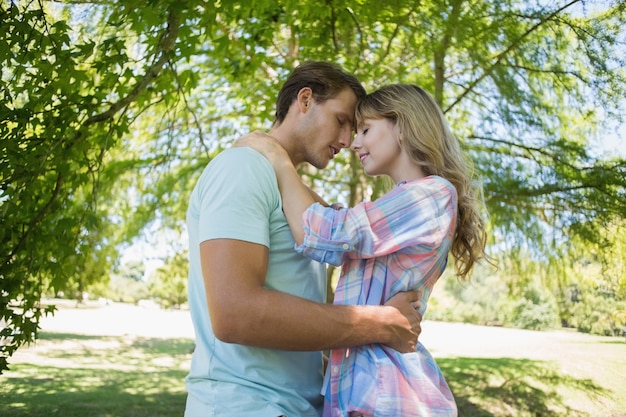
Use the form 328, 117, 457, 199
274, 61, 366, 124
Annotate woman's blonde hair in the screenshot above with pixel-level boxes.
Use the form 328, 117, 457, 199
355, 84, 489, 279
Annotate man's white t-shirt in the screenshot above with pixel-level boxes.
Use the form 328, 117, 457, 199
185, 148, 327, 417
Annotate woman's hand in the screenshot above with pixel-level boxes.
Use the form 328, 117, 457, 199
234, 130, 311, 244
233, 130, 290, 169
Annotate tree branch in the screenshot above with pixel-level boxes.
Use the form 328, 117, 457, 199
4, 7, 181, 268
434, 0, 462, 106
468, 135, 586, 170
5, 172, 63, 265
444, 0, 583, 113
83, 9, 180, 127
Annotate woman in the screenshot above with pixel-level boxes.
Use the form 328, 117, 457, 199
236, 84, 489, 417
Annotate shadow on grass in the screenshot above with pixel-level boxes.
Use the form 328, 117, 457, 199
1, 332, 612, 417
439, 357, 607, 417
1, 364, 187, 417
37, 332, 97, 341
34, 331, 195, 358
1, 332, 194, 417
597, 339, 626, 345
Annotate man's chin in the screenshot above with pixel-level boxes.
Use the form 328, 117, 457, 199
309, 158, 330, 170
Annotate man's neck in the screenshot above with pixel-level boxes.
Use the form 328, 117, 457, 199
268, 125, 301, 167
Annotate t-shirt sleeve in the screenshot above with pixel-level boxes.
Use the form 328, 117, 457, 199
196, 148, 279, 247
295, 177, 457, 265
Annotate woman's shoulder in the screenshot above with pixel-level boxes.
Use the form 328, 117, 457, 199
398, 175, 455, 195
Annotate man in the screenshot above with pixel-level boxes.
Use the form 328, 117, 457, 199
185, 61, 421, 417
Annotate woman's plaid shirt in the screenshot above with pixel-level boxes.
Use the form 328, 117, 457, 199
295, 176, 459, 417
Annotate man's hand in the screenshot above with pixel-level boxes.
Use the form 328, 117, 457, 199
383, 290, 423, 353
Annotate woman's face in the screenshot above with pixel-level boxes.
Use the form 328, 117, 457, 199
351, 117, 402, 178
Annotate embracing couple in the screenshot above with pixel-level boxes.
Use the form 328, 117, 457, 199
184, 61, 488, 417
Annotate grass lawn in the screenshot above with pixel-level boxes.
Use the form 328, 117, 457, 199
1, 332, 193, 417
442, 355, 619, 417
1, 303, 625, 416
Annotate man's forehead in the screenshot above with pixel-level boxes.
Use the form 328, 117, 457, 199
326, 89, 357, 114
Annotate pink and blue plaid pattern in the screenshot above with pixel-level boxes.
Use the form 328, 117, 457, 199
295, 176, 458, 417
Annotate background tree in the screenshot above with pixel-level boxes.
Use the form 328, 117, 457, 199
149, 252, 189, 310
106, 260, 149, 304
1, 0, 624, 372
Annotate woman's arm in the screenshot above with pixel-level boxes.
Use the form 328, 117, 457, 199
234, 131, 317, 245
307, 185, 329, 207
273, 158, 315, 245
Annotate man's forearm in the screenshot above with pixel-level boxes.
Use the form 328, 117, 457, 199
213, 285, 418, 353
202, 239, 420, 353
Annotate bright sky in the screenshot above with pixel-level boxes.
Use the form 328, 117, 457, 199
602, 123, 626, 157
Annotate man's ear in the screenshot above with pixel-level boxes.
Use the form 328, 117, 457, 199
297, 87, 313, 113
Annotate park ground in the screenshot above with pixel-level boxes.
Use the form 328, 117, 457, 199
2, 299, 625, 417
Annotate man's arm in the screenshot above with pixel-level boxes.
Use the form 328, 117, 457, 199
202, 239, 421, 352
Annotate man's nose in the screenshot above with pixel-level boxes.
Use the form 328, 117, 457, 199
338, 130, 353, 149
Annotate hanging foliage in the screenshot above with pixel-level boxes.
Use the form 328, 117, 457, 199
1, 0, 625, 372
